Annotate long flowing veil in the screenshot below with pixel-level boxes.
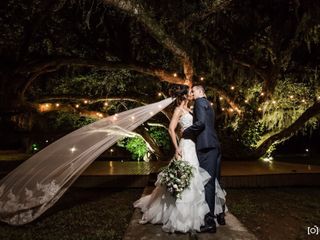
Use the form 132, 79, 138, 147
0, 97, 174, 225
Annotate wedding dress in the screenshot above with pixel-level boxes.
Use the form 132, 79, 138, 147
134, 111, 227, 233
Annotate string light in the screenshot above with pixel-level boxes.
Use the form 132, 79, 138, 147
75, 104, 79, 108
158, 104, 162, 108
289, 95, 294, 99
301, 99, 306, 104
158, 92, 162, 96
200, 77, 204, 81
110, 149, 114, 153
272, 100, 276, 104
131, 116, 135, 120
210, 102, 213, 106
260, 92, 265, 96
230, 86, 235, 90
173, 73, 177, 77
55, 103, 60, 107
244, 100, 248, 103
45, 104, 49, 107
219, 97, 223, 100
229, 108, 234, 112
70, 147, 76, 153
104, 102, 108, 106
84, 100, 88, 104
258, 107, 262, 111
221, 108, 225, 111
149, 111, 154, 115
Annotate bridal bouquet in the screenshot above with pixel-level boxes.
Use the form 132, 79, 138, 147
159, 157, 194, 199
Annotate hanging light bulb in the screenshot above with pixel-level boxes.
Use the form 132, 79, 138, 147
260, 92, 265, 96
84, 100, 88, 104
200, 77, 204, 81
75, 104, 80, 108
230, 86, 235, 90
173, 73, 177, 77
56, 103, 60, 107
104, 102, 108, 106
158, 92, 162, 96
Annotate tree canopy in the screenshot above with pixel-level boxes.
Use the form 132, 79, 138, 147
0, 0, 319, 159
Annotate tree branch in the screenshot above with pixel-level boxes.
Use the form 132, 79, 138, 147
252, 101, 320, 158
178, 0, 232, 30
31, 96, 171, 120
103, 0, 193, 83
18, 57, 185, 98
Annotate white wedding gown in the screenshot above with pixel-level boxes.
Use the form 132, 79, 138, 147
134, 112, 227, 233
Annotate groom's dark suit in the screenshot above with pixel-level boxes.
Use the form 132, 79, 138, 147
183, 97, 221, 226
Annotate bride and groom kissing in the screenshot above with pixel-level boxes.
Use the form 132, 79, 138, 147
134, 85, 227, 234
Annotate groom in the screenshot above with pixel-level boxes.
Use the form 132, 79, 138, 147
182, 85, 225, 233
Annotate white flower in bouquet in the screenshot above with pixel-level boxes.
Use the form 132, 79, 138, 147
159, 157, 194, 199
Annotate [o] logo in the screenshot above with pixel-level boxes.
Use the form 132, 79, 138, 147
307, 225, 319, 235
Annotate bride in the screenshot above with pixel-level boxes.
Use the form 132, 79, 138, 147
134, 85, 226, 233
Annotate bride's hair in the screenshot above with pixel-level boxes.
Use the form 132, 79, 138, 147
169, 84, 189, 106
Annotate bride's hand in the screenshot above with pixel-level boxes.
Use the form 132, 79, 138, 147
175, 148, 182, 159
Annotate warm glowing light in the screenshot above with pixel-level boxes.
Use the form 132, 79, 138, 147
149, 111, 154, 115
219, 97, 223, 100
131, 116, 135, 120
96, 113, 100, 116
158, 92, 162, 96
289, 95, 294, 99
104, 102, 108, 106
222, 108, 225, 111
262, 156, 273, 162
229, 108, 234, 112
45, 104, 50, 107
158, 105, 162, 108
210, 102, 213, 106
55, 103, 60, 107
99, 113, 103, 117
258, 107, 262, 111
173, 73, 177, 77
318, 96, 320, 100
45, 140, 49, 143
230, 86, 235, 90
75, 104, 79, 108
302, 99, 306, 103
200, 77, 204, 81
272, 100, 276, 104
306, 148, 309, 152
84, 100, 88, 104
70, 147, 76, 153
110, 149, 114, 153
260, 92, 265, 96
244, 100, 248, 103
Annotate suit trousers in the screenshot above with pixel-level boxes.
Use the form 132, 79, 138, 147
197, 147, 221, 222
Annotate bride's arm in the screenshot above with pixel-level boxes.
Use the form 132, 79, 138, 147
168, 107, 182, 158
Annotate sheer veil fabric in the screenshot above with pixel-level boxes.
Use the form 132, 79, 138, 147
0, 98, 174, 225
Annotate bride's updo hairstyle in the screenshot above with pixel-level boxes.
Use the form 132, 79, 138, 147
169, 84, 189, 106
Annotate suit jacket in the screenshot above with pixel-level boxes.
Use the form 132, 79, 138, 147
183, 97, 220, 151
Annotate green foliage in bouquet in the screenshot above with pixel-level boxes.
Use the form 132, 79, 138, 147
159, 159, 194, 199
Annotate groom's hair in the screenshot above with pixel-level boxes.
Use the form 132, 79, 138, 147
193, 85, 205, 93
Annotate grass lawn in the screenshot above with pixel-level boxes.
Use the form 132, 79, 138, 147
227, 187, 320, 240
0, 188, 143, 240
